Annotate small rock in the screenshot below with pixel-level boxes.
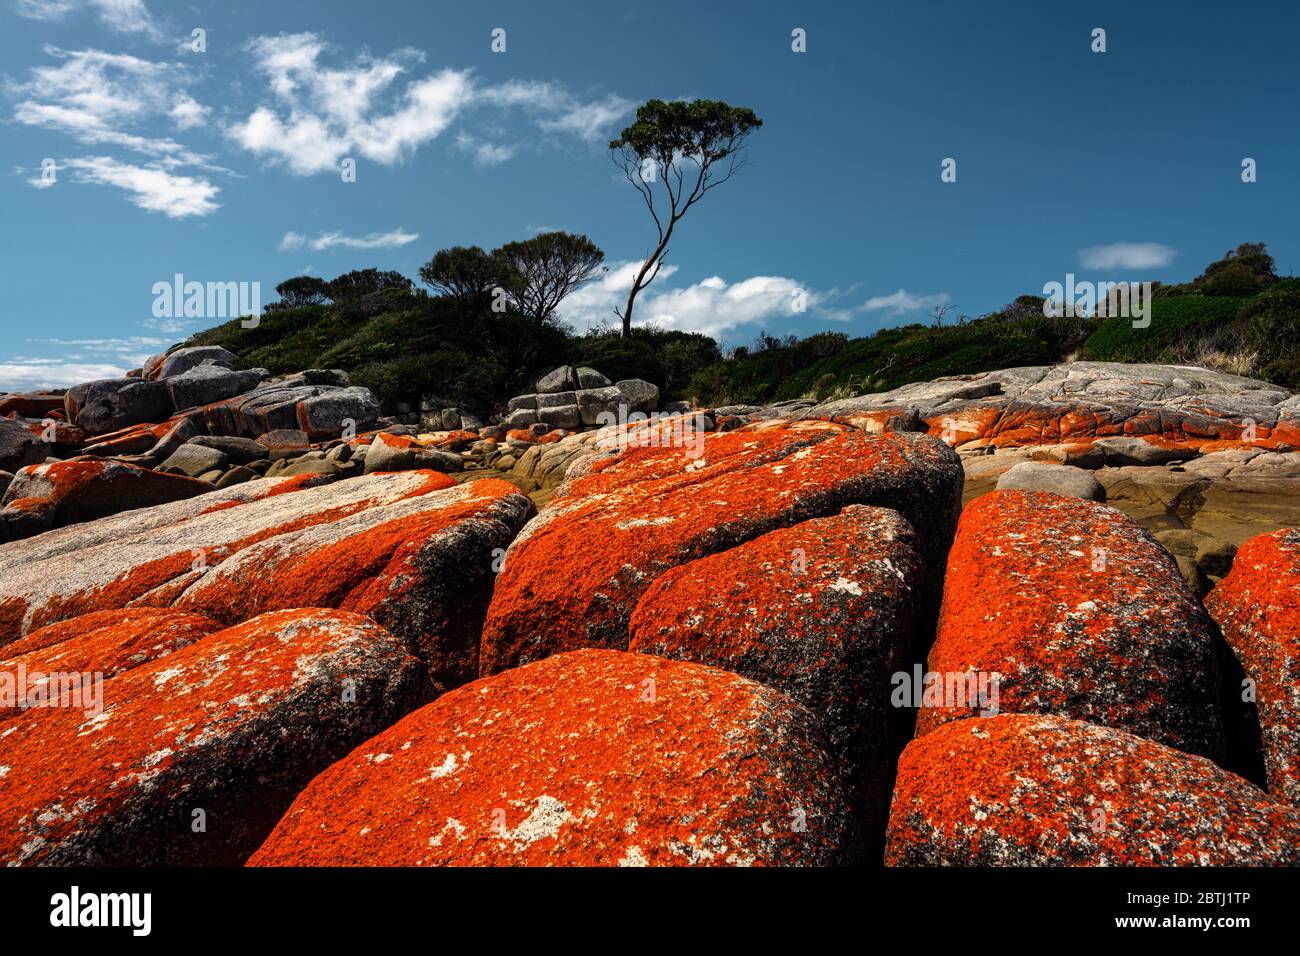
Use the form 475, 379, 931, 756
995, 461, 1106, 501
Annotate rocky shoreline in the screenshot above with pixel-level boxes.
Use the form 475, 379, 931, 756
0, 356, 1297, 865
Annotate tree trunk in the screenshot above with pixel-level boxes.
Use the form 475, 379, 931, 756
621, 287, 635, 336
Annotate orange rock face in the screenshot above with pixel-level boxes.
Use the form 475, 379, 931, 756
249, 649, 847, 866
627, 506, 922, 856
479, 426, 962, 675
885, 714, 1300, 866
0, 472, 527, 696
177, 477, 531, 688
1, 458, 211, 539
0, 609, 219, 721
1206, 528, 1300, 804
916, 490, 1224, 759
0, 608, 427, 866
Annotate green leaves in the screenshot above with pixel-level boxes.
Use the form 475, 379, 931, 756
609, 99, 763, 163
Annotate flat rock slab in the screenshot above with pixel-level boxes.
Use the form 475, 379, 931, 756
810, 361, 1298, 453
885, 714, 1300, 866
0, 608, 427, 865
248, 648, 848, 866
480, 425, 963, 675
1206, 528, 1300, 804
0, 471, 531, 690
917, 490, 1225, 759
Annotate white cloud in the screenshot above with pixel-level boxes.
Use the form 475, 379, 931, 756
229, 35, 631, 175
169, 93, 208, 130
556, 261, 823, 339
230, 34, 470, 174
455, 132, 513, 166
10, 46, 213, 165
859, 288, 951, 316
279, 228, 419, 252
1079, 242, 1177, 270
64, 156, 218, 217
474, 80, 633, 142
0, 361, 129, 391
14, 0, 160, 38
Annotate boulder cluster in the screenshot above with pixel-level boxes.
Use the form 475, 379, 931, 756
0, 359, 1296, 866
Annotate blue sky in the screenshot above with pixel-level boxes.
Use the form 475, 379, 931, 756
1, 0, 1297, 390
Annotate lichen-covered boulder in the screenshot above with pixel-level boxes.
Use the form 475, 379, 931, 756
916, 491, 1225, 759
177, 477, 531, 688
362, 432, 462, 474
1206, 528, 1300, 803
0, 472, 530, 691
0, 459, 212, 540
249, 648, 848, 866
628, 506, 922, 855
0, 608, 428, 865
0, 608, 219, 721
480, 426, 962, 675
0, 391, 66, 419
885, 714, 1300, 866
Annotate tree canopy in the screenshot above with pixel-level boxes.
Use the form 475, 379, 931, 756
495, 231, 605, 325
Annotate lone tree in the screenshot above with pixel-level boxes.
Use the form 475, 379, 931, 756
495, 231, 605, 325
609, 99, 762, 336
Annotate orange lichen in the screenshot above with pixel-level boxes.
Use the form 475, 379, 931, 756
248, 648, 847, 867
915, 490, 1223, 758
886, 714, 1300, 866
1205, 528, 1300, 803
479, 427, 961, 675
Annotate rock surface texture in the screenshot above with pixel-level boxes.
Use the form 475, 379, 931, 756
249, 649, 848, 866
886, 714, 1300, 866
916, 490, 1225, 759
479, 424, 963, 675
0, 609, 427, 865
1206, 528, 1300, 804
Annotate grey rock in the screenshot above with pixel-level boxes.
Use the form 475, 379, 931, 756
0, 420, 46, 473
575, 367, 612, 389
995, 461, 1106, 501
156, 345, 239, 380
66, 378, 172, 436
614, 379, 660, 414
167, 365, 266, 412
536, 366, 578, 394
1093, 436, 1195, 466
215, 466, 259, 489
296, 386, 381, 440
576, 385, 627, 426
507, 394, 538, 413
537, 404, 581, 430
537, 390, 577, 409
161, 443, 229, 477
187, 435, 267, 465
362, 437, 463, 475
505, 408, 538, 429
256, 429, 311, 459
